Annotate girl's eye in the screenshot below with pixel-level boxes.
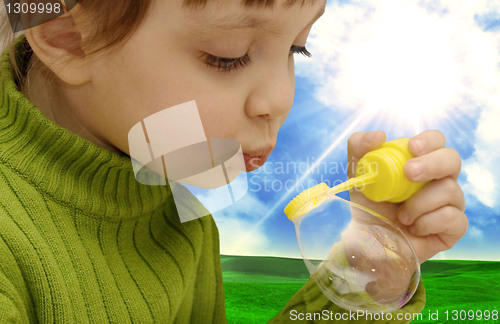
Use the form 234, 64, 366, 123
202, 53, 251, 72
290, 45, 312, 58
202, 45, 311, 72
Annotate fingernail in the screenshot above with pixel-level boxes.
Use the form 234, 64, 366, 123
412, 138, 425, 154
399, 209, 410, 225
409, 160, 424, 178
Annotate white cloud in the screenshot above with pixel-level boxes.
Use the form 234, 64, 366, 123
211, 192, 276, 256
467, 225, 484, 240
297, 0, 500, 130
463, 103, 500, 209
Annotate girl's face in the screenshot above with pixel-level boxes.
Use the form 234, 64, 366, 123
72, 0, 325, 171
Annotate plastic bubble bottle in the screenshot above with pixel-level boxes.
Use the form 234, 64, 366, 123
284, 138, 425, 312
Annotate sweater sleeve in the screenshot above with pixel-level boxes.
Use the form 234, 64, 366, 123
0, 269, 29, 324
165, 182, 227, 324
173, 215, 227, 324
268, 276, 425, 324
0, 221, 32, 323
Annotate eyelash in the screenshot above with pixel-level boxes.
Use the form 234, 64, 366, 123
203, 45, 312, 72
290, 45, 312, 58
203, 53, 252, 72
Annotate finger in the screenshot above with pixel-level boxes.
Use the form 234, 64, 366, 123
408, 206, 468, 249
405, 147, 461, 182
408, 130, 446, 156
348, 131, 386, 162
398, 177, 465, 225
347, 131, 386, 177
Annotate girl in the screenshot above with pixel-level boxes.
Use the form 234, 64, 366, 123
0, 0, 467, 322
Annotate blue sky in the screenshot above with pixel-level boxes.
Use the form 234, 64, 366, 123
211, 0, 500, 261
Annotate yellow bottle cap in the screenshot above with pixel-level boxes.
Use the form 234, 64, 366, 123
284, 183, 330, 221
283, 138, 428, 222
356, 137, 425, 202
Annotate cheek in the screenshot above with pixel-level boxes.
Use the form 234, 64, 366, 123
98, 56, 192, 125
94, 43, 249, 149
196, 98, 245, 139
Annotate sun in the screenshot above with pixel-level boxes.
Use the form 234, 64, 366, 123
334, 2, 465, 131
302, 0, 499, 134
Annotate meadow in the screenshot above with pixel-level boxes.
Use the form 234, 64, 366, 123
221, 256, 500, 323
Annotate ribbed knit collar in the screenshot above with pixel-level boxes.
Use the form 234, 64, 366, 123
0, 37, 171, 221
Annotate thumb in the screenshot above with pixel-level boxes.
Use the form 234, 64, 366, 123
347, 131, 386, 178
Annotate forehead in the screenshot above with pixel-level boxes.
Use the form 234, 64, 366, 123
180, 0, 326, 35
183, 0, 321, 9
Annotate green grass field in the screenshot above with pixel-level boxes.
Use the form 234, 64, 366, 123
221, 256, 500, 323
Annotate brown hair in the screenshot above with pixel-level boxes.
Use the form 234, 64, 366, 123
0, 0, 154, 98
1, 0, 315, 92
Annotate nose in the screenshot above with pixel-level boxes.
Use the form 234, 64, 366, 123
244, 62, 295, 120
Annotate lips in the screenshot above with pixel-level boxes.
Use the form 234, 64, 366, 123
243, 147, 273, 171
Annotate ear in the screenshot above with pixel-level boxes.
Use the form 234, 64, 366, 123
24, 12, 91, 86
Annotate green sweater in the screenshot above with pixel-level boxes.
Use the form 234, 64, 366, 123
0, 39, 225, 323
0, 39, 425, 323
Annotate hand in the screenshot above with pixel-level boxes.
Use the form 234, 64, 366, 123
347, 130, 468, 263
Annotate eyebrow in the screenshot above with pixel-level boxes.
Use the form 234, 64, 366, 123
198, 5, 326, 34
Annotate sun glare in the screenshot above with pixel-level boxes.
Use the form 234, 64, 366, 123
334, 2, 466, 130
299, 0, 500, 134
